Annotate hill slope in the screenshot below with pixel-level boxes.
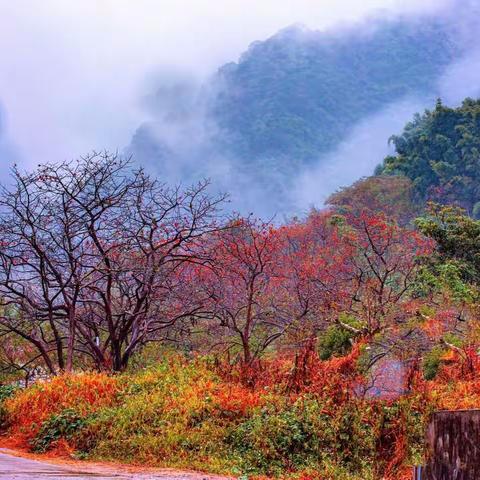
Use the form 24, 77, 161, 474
376, 98, 480, 216
128, 11, 468, 213
212, 18, 458, 165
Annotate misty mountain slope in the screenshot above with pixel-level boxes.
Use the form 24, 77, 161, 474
127, 11, 469, 214
212, 18, 459, 164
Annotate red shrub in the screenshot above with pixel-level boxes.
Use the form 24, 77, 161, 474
4, 373, 120, 446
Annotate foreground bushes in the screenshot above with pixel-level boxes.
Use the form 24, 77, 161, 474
74, 360, 246, 471
1, 352, 478, 479
4, 373, 119, 445
227, 398, 377, 477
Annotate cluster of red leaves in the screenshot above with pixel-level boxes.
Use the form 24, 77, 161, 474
212, 383, 264, 416
421, 309, 459, 341
295, 344, 364, 401
4, 373, 120, 448
217, 340, 364, 404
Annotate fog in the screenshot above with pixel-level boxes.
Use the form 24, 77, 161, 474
287, 0, 480, 215
439, 49, 480, 105
292, 98, 426, 212
0, 0, 476, 216
0, 0, 452, 164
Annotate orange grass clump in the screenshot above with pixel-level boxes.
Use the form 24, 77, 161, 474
213, 382, 264, 416
4, 372, 120, 445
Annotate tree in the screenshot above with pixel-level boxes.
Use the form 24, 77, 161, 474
0, 152, 225, 372
198, 218, 283, 367
275, 211, 356, 348
326, 175, 419, 225
416, 203, 480, 286
341, 212, 433, 372
346, 212, 432, 338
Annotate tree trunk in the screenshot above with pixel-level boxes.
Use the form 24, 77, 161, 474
66, 308, 76, 372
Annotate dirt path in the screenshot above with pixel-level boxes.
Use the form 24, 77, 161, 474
0, 449, 232, 479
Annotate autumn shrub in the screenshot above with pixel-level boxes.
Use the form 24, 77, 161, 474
74, 357, 263, 473
372, 394, 431, 479
228, 396, 376, 477
6, 350, 480, 479
3, 372, 119, 446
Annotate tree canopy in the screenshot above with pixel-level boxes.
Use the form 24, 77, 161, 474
378, 99, 480, 216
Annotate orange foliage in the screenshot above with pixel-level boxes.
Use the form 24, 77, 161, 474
7, 345, 480, 478
220, 341, 364, 403
421, 309, 458, 341
4, 372, 120, 446
213, 383, 264, 416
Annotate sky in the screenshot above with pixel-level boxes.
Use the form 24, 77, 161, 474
0, 0, 454, 171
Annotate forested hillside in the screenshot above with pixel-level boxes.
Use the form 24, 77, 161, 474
212, 19, 457, 164
129, 14, 460, 190
377, 98, 480, 216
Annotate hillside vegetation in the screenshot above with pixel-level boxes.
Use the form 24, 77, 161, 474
129, 14, 460, 189
1, 148, 480, 478
3, 350, 480, 480
327, 98, 480, 223
377, 98, 480, 216
212, 19, 457, 165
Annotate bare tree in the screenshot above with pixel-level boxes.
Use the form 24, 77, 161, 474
0, 152, 225, 372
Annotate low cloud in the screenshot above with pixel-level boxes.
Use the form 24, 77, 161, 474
291, 98, 426, 212
0, 0, 475, 219
0, 0, 453, 172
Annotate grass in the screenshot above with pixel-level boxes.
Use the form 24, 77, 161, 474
2, 350, 480, 479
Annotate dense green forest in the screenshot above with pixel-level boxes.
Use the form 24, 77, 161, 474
376, 99, 480, 216
129, 14, 461, 187
212, 19, 457, 165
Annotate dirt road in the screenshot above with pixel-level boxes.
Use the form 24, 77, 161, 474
0, 450, 230, 479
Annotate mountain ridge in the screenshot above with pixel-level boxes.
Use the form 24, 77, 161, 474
127, 8, 474, 214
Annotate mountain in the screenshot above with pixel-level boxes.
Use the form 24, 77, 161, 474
127, 10, 470, 214
211, 19, 458, 164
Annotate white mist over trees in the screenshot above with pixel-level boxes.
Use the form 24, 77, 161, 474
0, 0, 478, 217
128, 3, 480, 216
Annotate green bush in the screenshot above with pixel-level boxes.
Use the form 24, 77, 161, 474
318, 325, 353, 360
228, 397, 376, 477
228, 406, 315, 474
0, 384, 17, 402
422, 346, 445, 380
0, 384, 18, 429
31, 409, 87, 453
